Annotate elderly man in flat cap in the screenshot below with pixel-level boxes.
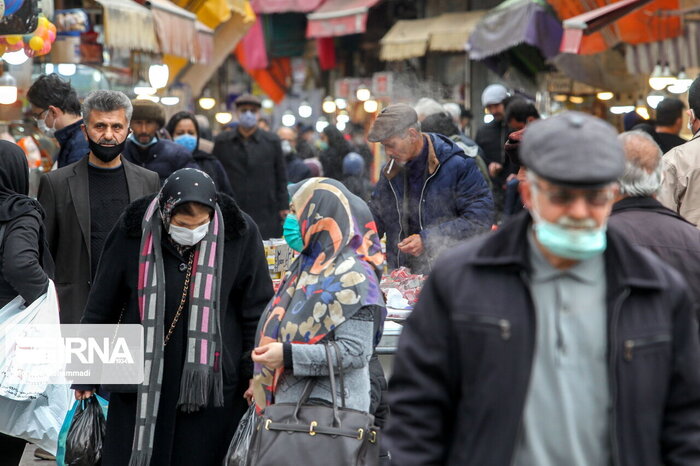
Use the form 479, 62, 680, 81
213, 93, 288, 239
121, 99, 198, 183
386, 112, 700, 465
368, 103, 494, 274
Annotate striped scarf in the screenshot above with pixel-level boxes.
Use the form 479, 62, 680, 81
129, 196, 225, 466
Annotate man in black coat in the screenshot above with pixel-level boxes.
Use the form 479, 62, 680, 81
38, 90, 160, 324
121, 99, 198, 183
277, 126, 311, 183
610, 130, 700, 306
213, 94, 288, 239
386, 112, 700, 465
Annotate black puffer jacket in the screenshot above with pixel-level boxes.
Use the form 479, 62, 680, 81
386, 211, 700, 466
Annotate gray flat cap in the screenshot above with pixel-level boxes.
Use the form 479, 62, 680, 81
521, 111, 624, 187
234, 93, 261, 107
368, 104, 418, 142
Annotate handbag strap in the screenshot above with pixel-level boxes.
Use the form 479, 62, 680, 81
330, 340, 346, 409
293, 341, 341, 427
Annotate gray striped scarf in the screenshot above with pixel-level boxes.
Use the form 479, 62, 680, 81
129, 196, 225, 466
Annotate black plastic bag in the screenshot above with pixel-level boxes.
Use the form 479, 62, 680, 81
65, 395, 107, 466
224, 404, 257, 466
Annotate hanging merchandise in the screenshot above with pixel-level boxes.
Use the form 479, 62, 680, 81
0, 0, 39, 35
0, 14, 57, 58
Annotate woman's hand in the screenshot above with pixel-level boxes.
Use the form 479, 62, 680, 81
251, 342, 284, 369
243, 378, 254, 405
74, 389, 93, 400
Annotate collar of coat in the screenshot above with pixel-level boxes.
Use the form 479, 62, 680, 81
385, 133, 439, 181
612, 196, 695, 226
121, 192, 248, 240
470, 211, 665, 291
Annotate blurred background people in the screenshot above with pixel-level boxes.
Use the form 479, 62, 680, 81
341, 152, 373, 201
319, 125, 352, 181
277, 126, 311, 184
653, 97, 687, 153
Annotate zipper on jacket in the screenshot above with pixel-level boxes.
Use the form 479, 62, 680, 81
609, 287, 630, 466
455, 314, 511, 340
418, 162, 441, 270
387, 176, 404, 268
509, 270, 537, 466
623, 334, 671, 361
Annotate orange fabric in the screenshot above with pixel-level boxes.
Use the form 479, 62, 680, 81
235, 42, 291, 103
548, 0, 681, 55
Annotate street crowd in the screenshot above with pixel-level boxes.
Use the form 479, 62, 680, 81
2, 71, 700, 466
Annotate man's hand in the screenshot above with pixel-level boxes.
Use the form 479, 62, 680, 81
74, 389, 94, 400
243, 378, 254, 406
279, 209, 290, 219
251, 342, 284, 369
488, 162, 503, 178
397, 234, 424, 256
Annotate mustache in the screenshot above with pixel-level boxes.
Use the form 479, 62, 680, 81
97, 138, 119, 145
556, 216, 598, 229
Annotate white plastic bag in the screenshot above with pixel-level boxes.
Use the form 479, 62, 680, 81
0, 382, 72, 454
0, 280, 62, 400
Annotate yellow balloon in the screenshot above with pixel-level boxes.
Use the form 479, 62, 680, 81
38, 17, 49, 28
0, 45, 7, 56
29, 36, 44, 52
5, 36, 21, 45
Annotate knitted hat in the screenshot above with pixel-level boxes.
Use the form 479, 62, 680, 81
131, 99, 166, 128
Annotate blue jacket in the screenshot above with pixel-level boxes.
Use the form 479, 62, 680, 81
54, 119, 89, 168
370, 133, 494, 273
122, 138, 198, 183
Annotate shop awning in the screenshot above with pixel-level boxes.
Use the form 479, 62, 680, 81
547, 0, 682, 55
250, 0, 323, 14
468, 0, 563, 61
306, 0, 381, 38
194, 21, 215, 64
95, 0, 159, 53
560, 0, 652, 53
175, 3, 255, 95
379, 18, 437, 61
552, 49, 645, 93
429, 11, 486, 52
149, 0, 198, 60
626, 21, 700, 74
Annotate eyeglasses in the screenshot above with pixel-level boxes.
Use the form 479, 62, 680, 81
31, 108, 48, 122
533, 181, 614, 207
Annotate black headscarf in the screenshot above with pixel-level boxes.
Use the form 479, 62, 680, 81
158, 168, 218, 228
0, 140, 44, 221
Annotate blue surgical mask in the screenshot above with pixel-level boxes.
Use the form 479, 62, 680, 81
239, 110, 257, 130
283, 213, 304, 252
174, 134, 197, 153
531, 210, 607, 261
318, 141, 329, 151
129, 133, 158, 148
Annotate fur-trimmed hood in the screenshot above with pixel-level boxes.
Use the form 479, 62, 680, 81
121, 192, 248, 240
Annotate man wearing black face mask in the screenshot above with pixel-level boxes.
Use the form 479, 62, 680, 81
37, 90, 160, 324
213, 93, 288, 239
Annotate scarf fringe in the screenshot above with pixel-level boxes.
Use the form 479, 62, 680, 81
177, 365, 224, 413
128, 451, 150, 466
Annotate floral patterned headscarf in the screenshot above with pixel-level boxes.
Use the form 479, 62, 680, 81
252, 178, 385, 412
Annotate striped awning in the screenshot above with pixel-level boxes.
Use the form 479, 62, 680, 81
149, 0, 198, 59
194, 21, 214, 64
380, 18, 437, 61
625, 22, 700, 74
95, 0, 159, 52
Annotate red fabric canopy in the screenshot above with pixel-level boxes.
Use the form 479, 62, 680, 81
306, 0, 380, 38
249, 0, 323, 14
548, 0, 681, 55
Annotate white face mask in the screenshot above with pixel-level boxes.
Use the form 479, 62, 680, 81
169, 222, 210, 246
38, 113, 56, 137
689, 109, 696, 133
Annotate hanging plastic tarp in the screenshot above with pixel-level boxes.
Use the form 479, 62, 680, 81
95, 0, 159, 53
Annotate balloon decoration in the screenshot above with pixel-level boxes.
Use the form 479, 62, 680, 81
0, 15, 57, 59
4, 0, 23, 17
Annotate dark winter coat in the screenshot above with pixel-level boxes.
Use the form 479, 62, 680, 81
369, 133, 494, 273
79, 193, 273, 466
213, 128, 288, 239
285, 152, 311, 183
192, 148, 234, 197
386, 211, 700, 466
121, 139, 199, 183
54, 119, 89, 168
609, 196, 700, 308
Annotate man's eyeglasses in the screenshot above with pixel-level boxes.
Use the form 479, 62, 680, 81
31, 109, 48, 122
533, 181, 614, 207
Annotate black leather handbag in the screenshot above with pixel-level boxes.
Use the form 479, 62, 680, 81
247, 341, 379, 466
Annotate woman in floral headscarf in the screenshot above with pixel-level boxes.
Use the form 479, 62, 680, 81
249, 177, 385, 414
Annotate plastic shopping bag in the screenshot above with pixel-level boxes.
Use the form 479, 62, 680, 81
0, 280, 62, 400
224, 404, 257, 466
0, 382, 73, 454
56, 394, 108, 466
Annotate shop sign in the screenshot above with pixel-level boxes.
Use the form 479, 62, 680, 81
335, 77, 371, 100
372, 72, 393, 98
547, 73, 572, 94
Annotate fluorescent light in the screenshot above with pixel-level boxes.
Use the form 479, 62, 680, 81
356, 86, 370, 102
298, 101, 312, 119
336, 121, 347, 131
262, 98, 274, 109
2, 50, 28, 65
646, 94, 664, 109
596, 92, 614, 101
161, 96, 180, 106
337, 112, 350, 124
215, 112, 232, 124
148, 64, 169, 89
322, 97, 336, 114
636, 106, 650, 120
134, 81, 156, 95
335, 98, 347, 109
198, 97, 216, 110
0, 72, 17, 105
363, 99, 378, 113
282, 111, 296, 127
610, 105, 635, 114
136, 94, 159, 103
315, 117, 329, 133
569, 96, 584, 104
57, 64, 76, 76
45, 63, 54, 74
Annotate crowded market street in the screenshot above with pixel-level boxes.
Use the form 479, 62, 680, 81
3, 0, 700, 465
